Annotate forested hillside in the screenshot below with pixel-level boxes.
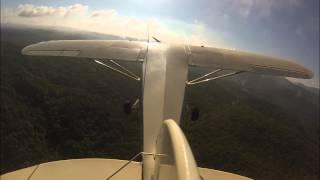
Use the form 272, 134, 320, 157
1, 24, 318, 180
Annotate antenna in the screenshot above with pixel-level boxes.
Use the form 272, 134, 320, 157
147, 22, 150, 43
152, 36, 161, 43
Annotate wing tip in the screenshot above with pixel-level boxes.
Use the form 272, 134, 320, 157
303, 68, 314, 79
21, 45, 30, 55
293, 62, 314, 79
21, 44, 38, 55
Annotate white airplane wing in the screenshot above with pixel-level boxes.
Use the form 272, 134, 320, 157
0, 158, 252, 180
22, 40, 313, 79
22, 40, 147, 61
189, 45, 313, 79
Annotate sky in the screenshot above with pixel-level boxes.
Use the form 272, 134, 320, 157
1, 0, 319, 87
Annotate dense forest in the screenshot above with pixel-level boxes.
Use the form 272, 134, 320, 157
1, 24, 319, 179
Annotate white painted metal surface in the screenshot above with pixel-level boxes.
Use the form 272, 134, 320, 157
21, 40, 313, 79
22, 40, 147, 61
142, 43, 189, 180
1, 159, 142, 180
1, 159, 252, 180
155, 119, 201, 180
189, 45, 313, 79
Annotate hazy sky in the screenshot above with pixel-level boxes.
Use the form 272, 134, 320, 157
1, 0, 319, 87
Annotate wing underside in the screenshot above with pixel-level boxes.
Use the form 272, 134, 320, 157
22, 40, 148, 61
188, 45, 313, 79
22, 40, 313, 79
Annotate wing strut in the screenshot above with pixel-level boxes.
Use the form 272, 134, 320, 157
186, 69, 243, 85
94, 59, 141, 81
105, 152, 167, 180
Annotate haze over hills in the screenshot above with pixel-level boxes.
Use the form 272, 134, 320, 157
1, 24, 319, 180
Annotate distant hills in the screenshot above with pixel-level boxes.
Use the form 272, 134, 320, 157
1, 24, 318, 180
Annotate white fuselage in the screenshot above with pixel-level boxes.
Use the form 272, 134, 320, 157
142, 43, 189, 180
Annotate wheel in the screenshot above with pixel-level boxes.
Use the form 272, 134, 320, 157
191, 107, 200, 121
